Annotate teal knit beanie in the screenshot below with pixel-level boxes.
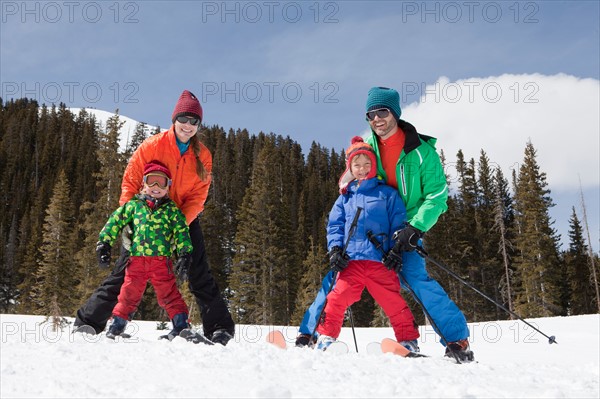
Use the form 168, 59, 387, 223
365, 87, 401, 121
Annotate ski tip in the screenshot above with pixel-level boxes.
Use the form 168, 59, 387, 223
366, 341, 383, 355
321, 341, 349, 354
381, 338, 428, 358
266, 330, 287, 349
381, 338, 411, 357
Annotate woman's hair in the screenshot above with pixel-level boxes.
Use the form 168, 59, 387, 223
189, 133, 208, 181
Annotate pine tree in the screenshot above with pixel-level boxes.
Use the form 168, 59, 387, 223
32, 171, 77, 328
578, 182, 600, 313
16, 204, 43, 313
565, 208, 593, 314
75, 111, 126, 304
229, 136, 294, 324
453, 151, 481, 318
493, 167, 516, 315
125, 121, 148, 159
290, 237, 328, 325
476, 151, 505, 320
0, 215, 18, 312
513, 141, 563, 317
201, 127, 255, 295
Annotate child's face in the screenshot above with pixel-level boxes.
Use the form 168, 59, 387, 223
350, 154, 372, 181
142, 173, 169, 198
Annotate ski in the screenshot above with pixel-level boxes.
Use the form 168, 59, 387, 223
179, 328, 215, 345
265, 330, 348, 353
322, 341, 349, 354
366, 341, 382, 354
380, 338, 428, 358
106, 332, 132, 340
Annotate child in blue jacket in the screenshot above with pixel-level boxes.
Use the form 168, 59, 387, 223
314, 137, 419, 350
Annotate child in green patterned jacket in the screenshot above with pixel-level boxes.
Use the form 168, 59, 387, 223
96, 161, 193, 340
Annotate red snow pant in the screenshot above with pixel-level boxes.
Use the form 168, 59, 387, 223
112, 256, 188, 320
317, 260, 419, 342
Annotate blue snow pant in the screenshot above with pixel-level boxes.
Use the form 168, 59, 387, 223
399, 250, 469, 344
298, 270, 336, 335
299, 250, 469, 344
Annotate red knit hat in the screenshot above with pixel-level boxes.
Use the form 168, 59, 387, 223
143, 160, 171, 180
171, 90, 203, 124
338, 136, 377, 194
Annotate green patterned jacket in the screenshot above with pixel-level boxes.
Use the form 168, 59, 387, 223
99, 195, 193, 257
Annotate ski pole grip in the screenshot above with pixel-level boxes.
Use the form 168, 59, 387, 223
416, 245, 429, 257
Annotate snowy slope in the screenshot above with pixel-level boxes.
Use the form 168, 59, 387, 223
69, 108, 159, 152
1, 314, 598, 398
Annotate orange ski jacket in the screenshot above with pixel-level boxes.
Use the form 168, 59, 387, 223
119, 126, 212, 225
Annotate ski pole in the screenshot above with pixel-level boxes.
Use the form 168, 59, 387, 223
414, 246, 557, 345
310, 207, 363, 346
346, 306, 359, 352
367, 232, 461, 364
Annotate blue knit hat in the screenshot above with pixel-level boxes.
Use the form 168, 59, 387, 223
365, 87, 401, 121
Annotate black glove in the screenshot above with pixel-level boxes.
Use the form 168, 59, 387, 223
383, 248, 403, 273
392, 225, 423, 253
96, 241, 111, 269
328, 246, 350, 272
174, 253, 192, 281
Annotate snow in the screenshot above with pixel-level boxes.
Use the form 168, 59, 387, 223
1, 314, 598, 398
68, 107, 158, 152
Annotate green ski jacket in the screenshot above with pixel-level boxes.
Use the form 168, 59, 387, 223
99, 195, 193, 257
366, 120, 448, 232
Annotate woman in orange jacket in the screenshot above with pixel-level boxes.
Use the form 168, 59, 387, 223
74, 90, 235, 345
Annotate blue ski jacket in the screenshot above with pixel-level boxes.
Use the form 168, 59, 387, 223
327, 176, 406, 261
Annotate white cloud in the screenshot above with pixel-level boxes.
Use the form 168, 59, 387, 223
402, 73, 599, 190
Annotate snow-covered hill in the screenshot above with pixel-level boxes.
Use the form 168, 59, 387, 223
69, 108, 159, 152
1, 314, 598, 398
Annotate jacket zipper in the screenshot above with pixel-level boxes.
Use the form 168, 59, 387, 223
399, 164, 407, 196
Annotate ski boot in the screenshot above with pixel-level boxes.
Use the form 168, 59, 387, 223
106, 316, 127, 339
210, 329, 234, 346
160, 313, 189, 341
295, 333, 316, 348
445, 339, 475, 362
315, 335, 336, 351
399, 339, 420, 353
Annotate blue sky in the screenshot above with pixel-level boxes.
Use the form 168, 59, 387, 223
1, 0, 599, 249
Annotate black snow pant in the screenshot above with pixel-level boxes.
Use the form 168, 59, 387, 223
75, 219, 235, 337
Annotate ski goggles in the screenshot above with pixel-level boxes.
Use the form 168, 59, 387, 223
175, 115, 201, 126
366, 108, 391, 121
143, 173, 171, 189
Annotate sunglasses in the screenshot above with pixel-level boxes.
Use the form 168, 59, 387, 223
143, 173, 171, 189
366, 108, 391, 121
175, 115, 201, 126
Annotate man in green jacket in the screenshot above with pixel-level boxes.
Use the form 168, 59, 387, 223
365, 86, 472, 361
